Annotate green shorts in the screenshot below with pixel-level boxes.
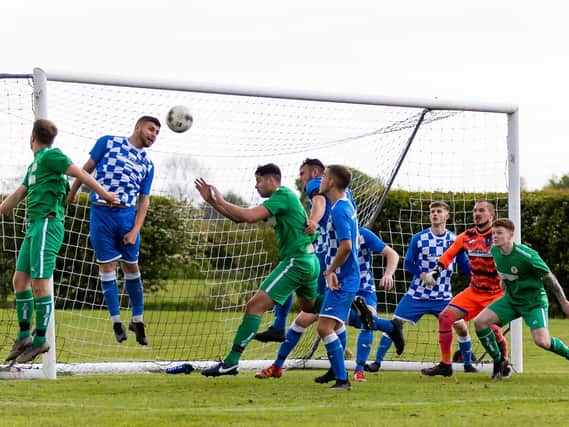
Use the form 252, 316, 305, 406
259, 253, 319, 305
488, 296, 549, 330
16, 218, 64, 279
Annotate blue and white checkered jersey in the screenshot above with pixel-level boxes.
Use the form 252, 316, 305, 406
358, 227, 387, 293
305, 176, 355, 257
404, 228, 470, 300
324, 197, 360, 292
89, 135, 154, 208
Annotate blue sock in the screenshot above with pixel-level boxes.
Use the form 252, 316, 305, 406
125, 272, 144, 320
275, 323, 304, 369
375, 334, 393, 363
458, 335, 473, 365
348, 309, 362, 329
336, 325, 347, 350
372, 316, 394, 334
323, 333, 347, 381
101, 271, 120, 318
272, 294, 293, 332
355, 329, 373, 371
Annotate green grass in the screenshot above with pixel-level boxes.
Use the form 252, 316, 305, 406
1, 320, 569, 426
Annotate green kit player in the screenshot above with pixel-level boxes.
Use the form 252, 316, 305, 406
474, 218, 569, 379
1, 119, 118, 364
194, 163, 320, 377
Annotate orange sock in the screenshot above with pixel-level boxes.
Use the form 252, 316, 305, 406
439, 308, 458, 364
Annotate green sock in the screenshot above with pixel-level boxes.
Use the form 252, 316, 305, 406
549, 336, 569, 359
224, 314, 262, 366
33, 295, 53, 346
476, 327, 502, 361
15, 290, 34, 340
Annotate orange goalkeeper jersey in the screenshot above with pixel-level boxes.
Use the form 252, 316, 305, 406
438, 226, 501, 294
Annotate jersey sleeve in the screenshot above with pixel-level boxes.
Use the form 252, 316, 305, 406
89, 136, 110, 164
44, 148, 73, 174
139, 162, 155, 196
359, 227, 386, 253
456, 249, 471, 278
305, 178, 321, 200
529, 250, 551, 278
438, 232, 466, 268
261, 188, 286, 216
404, 233, 422, 277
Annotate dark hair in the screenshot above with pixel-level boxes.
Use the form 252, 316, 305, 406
493, 218, 515, 232
475, 199, 495, 213
255, 163, 281, 182
32, 119, 58, 146
301, 158, 325, 172
136, 115, 161, 128
429, 200, 449, 211
326, 164, 351, 190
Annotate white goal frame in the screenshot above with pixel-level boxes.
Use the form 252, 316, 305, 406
1, 67, 520, 378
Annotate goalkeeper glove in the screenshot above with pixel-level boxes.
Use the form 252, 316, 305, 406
423, 263, 445, 287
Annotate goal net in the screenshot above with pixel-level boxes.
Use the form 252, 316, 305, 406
0, 69, 520, 378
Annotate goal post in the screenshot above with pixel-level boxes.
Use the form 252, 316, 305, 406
0, 67, 520, 378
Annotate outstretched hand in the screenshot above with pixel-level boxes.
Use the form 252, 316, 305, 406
194, 177, 221, 204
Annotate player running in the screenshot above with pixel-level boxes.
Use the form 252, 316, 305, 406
474, 218, 569, 379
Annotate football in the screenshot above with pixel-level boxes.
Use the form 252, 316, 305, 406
166, 105, 193, 133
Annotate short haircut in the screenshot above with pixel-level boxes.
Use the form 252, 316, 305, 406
493, 218, 515, 232
429, 200, 449, 211
301, 158, 325, 172
475, 199, 495, 213
326, 164, 351, 190
32, 119, 58, 146
255, 163, 282, 182
136, 115, 161, 128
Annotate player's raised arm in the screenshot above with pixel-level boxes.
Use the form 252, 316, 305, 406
67, 158, 96, 205
66, 163, 118, 205
0, 185, 28, 215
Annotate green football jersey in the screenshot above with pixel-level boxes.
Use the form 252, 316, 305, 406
491, 243, 551, 307
262, 186, 316, 260
23, 147, 72, 221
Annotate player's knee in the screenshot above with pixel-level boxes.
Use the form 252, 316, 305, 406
473, 316, 488, 330
533, 336, 550, 349
439, 309, 457, 329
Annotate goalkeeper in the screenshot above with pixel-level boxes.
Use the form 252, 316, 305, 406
474, 218, 569, 379
421, 200, 508, 377
195, 163, 321, 377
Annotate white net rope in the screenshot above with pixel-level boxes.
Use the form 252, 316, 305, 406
0, 74, 509, 371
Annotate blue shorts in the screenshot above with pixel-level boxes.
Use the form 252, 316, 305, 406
89, 204, 140, 264
393, 294, 451, 324
320, 288, 356, 324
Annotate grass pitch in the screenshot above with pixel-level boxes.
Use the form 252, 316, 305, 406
1, 319, 569, 426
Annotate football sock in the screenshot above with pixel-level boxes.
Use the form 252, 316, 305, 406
272, 294, 293, 332
348, 309, 362, 329
375, 333, 393, 363
438, 308, 458, 364
323, 333, 347, 381
125, 272, 144, 319
225, 313, 262, 366
33, 295, 52, 346
355, 329, 373, 371
275, 322, 305, 368
457, 333, 473, 365
549, 336, 569, 359
492, 324, 509, 359
15, 290, 34, 340
336, 324, 347, 349
372, 316, 394, 334
101, 271, 120, 318
476, 327, 502, 361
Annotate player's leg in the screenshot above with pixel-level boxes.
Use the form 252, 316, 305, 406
421, 300, 467, 376
254, 293, 291, 343
524, 306, 569, 359
452, 319, 477, 372
474, 297, 515, 379
316, 289, 355, 390
90, 205, 126, 341
15, 219, 63, 363
6, 270, 34, 361
351, 291, 377, 380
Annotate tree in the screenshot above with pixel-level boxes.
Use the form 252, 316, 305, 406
544, 174, 569, 190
